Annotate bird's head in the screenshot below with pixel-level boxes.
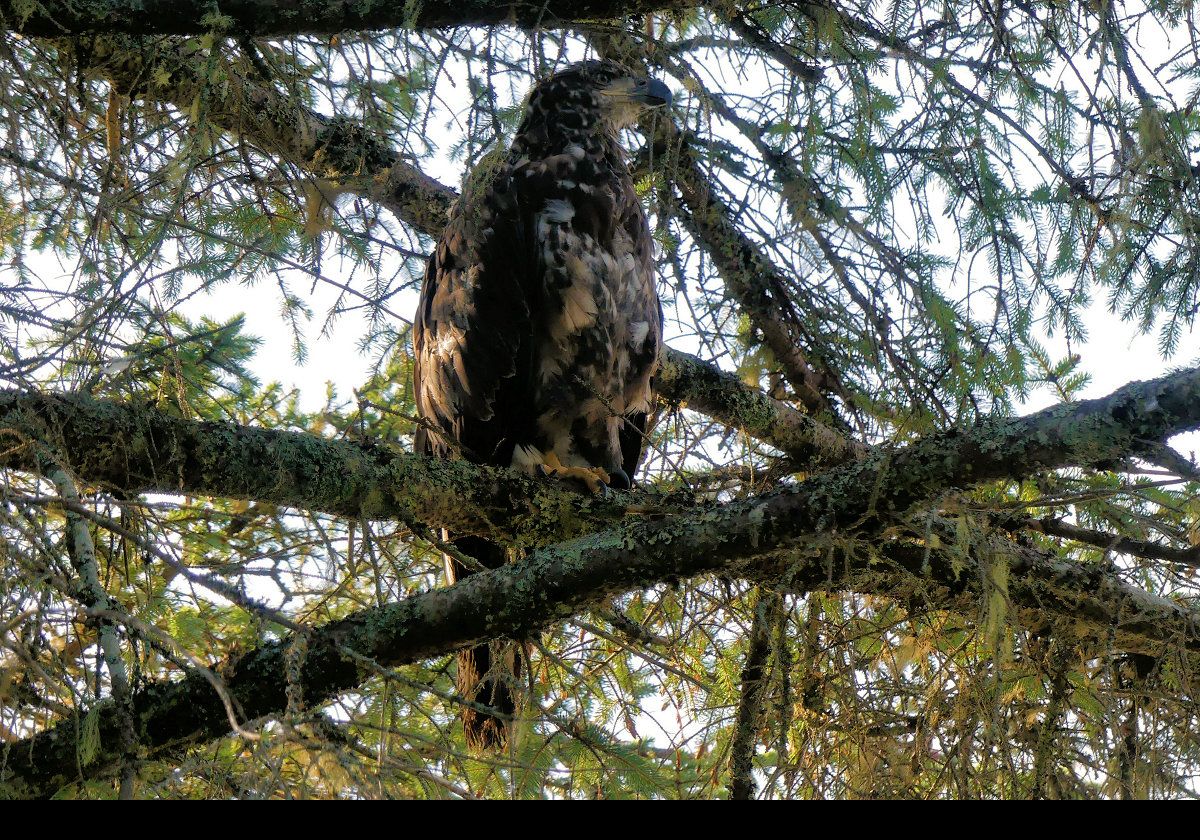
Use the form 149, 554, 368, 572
522, 60, 672, 139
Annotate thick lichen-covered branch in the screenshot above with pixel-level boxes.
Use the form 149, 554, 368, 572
0, 386, 852, 546
4, 360, 1200, 556
0, 388, 632, 546
1, 0, 696, 38
655, 347, 863, 466
6, 493, 1200, 797
5, 366, 1200, 795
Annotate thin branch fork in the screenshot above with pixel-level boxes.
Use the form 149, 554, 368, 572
1002, 515, 1200, 568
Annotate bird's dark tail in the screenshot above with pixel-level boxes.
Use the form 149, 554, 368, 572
447, 536, 521, 751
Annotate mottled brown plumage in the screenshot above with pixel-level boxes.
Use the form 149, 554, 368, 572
413, 60, 668, 750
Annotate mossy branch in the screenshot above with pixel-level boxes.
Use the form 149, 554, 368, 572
1, 0, 696, 38
4, 365, 1200, 796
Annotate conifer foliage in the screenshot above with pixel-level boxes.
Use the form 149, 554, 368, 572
1, 1, 1200, 798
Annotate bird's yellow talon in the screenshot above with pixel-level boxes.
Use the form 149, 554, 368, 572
540, 453, 611, 494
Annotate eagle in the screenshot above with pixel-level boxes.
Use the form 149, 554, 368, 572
412, 60, 670, 750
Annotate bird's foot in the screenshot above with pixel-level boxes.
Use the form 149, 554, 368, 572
607, 468, 631, 490
537, 452, 611, 494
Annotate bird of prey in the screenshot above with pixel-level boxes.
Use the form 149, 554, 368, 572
412, 60, 670, 750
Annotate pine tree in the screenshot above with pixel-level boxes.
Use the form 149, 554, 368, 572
1, 1, 1200, 799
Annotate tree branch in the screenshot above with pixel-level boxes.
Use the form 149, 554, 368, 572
0, 381, 852, 547
728, 587, 780, 799
0, 388, 634, 545
656, 348, 864, 465
63, 36, 457, 236
1, 0, 696, 38
654, 123, 842, 418
4, 365, 1200, 794
3, 363, 1199, 561
6, 496, 1200, 797
1004, 515, 1200, 569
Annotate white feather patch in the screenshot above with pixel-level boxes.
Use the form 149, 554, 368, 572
564, 252, 595, 284
628, 320, 650, 348
511, 444, 545, 474
542, 199, 576, 224
560, 280, 598, 334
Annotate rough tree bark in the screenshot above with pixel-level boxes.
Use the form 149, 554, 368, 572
0, 0, 696, 37
3, 363, 1200, 796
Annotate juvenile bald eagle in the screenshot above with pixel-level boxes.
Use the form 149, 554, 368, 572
413, 61, 669, 750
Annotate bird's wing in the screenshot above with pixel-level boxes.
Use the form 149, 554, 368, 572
618, 201, 665, 484
413, 164, 539, 466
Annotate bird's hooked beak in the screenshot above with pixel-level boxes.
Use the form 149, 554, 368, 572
631, 77, 673, 107
601, 74, 673, 109
598, 73, 672, 129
